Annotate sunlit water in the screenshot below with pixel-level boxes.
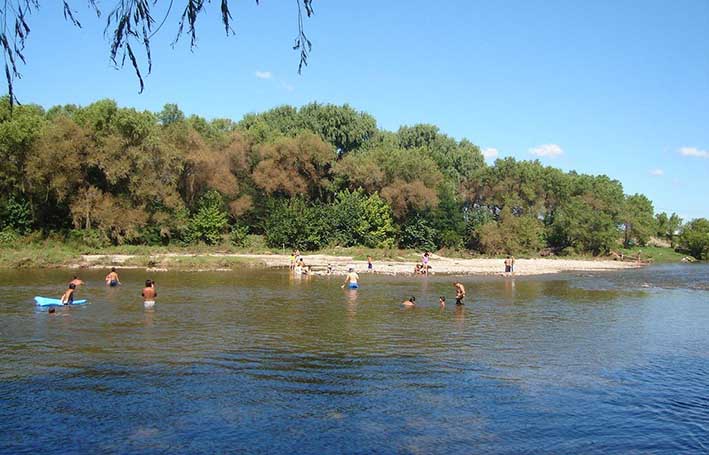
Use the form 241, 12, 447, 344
1, 264, 707, 454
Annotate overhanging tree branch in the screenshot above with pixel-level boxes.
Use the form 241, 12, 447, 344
0, 0, 315, 108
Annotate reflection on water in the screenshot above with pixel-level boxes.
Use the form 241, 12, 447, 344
0, 264, 708, 454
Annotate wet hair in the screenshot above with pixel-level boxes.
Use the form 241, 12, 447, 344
145, 279, 152, 287
348, 267, 354, 272
439, 296, 446, 302
410, 296, 416, 302
73, 275, 78, 279
111, 267, 116, 272
69, 283, 76, 289
48, 308, 56, 314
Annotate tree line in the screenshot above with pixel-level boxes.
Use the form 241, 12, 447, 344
0, 97, 707, 259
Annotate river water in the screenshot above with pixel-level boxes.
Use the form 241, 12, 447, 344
1, 264, 707, 454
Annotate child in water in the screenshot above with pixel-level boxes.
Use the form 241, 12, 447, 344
402, 296, 416, 307
60, 283, 76, 305
142, 279, 157, 309
105, 267, 120, 287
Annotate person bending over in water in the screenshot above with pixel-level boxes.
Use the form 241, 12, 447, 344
454, 282, 466, 305
439, 296, 446, 307
142, 279, 157, 309
105, 267, 120, 287
60, 283, 76, 305
69, 276, 84, 287
402, 296, 416, 307
341, 268, 360, 289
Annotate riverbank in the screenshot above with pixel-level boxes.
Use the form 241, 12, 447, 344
0, 248, 642, 276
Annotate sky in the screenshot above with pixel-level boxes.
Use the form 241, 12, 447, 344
10, 0, 709, 220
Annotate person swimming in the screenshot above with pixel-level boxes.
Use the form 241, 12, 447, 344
105, 267, 120, 287
402, 296, 416, 306
142, 279, 157, 309
69, 276, 84, 287
60, 283, 76, 305
341, 268, 359, 289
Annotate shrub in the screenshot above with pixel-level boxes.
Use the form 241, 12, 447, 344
187, 190, 229, 245
0, 228, 18, 246
230, 223, 250, 247
399, 215, 440, 251
264, 198, 332, 250
0, 196, 33, 234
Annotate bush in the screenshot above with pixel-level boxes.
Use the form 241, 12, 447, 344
230, 223, 250, 247
0, 196, 33, 234
400, 215, 440, 250
264, 198, 332, 250
329, 189, 397, 248
0, 228, 18, 246
187, 190, 229, 245
678, 218, 709, 260
67, 229, 110, 248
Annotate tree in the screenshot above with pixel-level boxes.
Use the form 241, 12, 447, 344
678, 218, 709, 260
622, 194, 655, 247
656, 212, 682, 247
1, 0, 315, 105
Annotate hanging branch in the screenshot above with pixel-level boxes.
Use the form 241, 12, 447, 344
1, 0, 315, 107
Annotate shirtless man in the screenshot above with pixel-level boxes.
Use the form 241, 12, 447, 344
402, 296, 416, 307
141, 279, 157, 309
60, 283, 76, 305
69, 276, 84, 287
454, 282, 466, 305
105, 267, 120, 287
341, 268, 360, 289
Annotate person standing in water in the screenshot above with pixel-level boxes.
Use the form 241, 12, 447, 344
105, 267, 120, 287
367, 256, 373, 272
454, 282, 466, 305
69, 276, 84, 287
141, 279, 157, 309
341, 268, 360, 289
60, 283, 76, 305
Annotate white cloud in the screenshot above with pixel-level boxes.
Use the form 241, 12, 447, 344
255, 71, 272, 80
650, 169, 664, 176
529, 143, 563, 158
482, 147, 499, 160
281, 81, 294, 92
678, 147, 709, 158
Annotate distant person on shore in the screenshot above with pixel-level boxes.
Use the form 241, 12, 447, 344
367, 256, 373, 272
60, 283, 76, 305
402, 296, 416, 307
69, 276, 84, 287
341, 268, 359, 289
289, 251, 296, 271
105, 267, 120, 287
326, 264, 334, 275
510, 256, 516, 275
422, 252, 430, 275
504, 256, 511, 275
454, 282, 466, 305
142, 279, 157, 309
439, 296, 446, 307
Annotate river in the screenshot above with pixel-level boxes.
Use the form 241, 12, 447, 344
1, 264, 707, 454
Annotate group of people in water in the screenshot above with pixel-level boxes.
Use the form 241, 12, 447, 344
402, 282, 466, 308
55, 267, 157, 310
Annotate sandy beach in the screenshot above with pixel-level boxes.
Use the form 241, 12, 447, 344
78, 252, 642, 276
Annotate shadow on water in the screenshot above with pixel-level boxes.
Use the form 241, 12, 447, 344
0, 264, 707, 454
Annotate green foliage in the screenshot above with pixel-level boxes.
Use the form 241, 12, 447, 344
0, 97, 673, 256
187, 190, 229, 245
400, 215, 440, 251
473, 207, 543, 255
0, 228, 18, 246
622, 194, 655, 247
0, 195, 33, 234
230, 223, 250, 247
329, 189, 396, 248
264, 198, 332, 250
678, 218, 709, 260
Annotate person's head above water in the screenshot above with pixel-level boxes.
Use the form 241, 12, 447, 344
439, 296, 445, 302
145, 279, 152, 287
348, 267, 354, 272
111, 267, 116, 272
410, 296, 416, 302
68, 283, 76, 289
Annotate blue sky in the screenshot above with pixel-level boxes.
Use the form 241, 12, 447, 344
11, 0, 709, 220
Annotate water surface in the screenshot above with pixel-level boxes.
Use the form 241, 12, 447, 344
1, 265, 707, 454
